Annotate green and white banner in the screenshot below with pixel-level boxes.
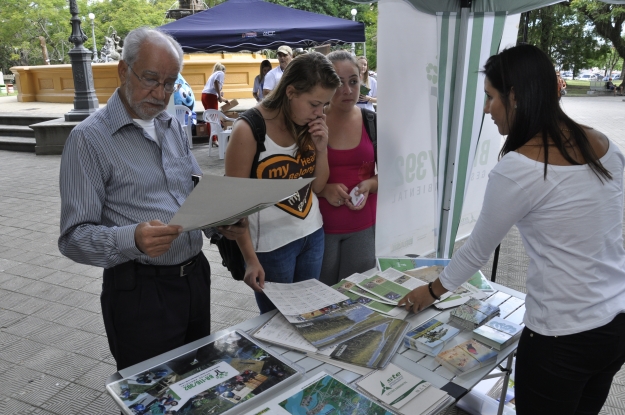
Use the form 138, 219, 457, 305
375, 0, 439, 257
375, 0, 519, 258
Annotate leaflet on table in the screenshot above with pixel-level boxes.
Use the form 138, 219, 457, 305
169, 175, 314, 231
345, 273, 397, 305
330, 318, 410, 369
284, 299, 392, 349
355, 274, 413, 305
377, 257, 450, 272
261, 278, 349, 316
380, 267, 428, 290
434, 281, 487, 309
106, 330, 302, 415
403, 318, 461, 356
333, 279, 408, 318
242, 371, 398, 415
252, 312, 403, 370
356, 363, 453, 415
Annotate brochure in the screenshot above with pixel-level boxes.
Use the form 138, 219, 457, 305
330, 318, 409, 369
356, 275, 412, 305
473, 316, 523, 350
434, 282, 487, 309
484, 291, 512, 307
466, 271, 495, 292
449, 298, 500, 330
284, 299, 391, 349
356, 363, 453, 415
403, 318, 460, 356
261, 278, 349, 316
380, 267, 428, 290
435, 340, 498, 376
402, 265, 445, 283
333, 279, 408, 318
242, 372, 397, 415
377, 257, 421, 272
169, 175, 315, 231
106, 330, 302, 415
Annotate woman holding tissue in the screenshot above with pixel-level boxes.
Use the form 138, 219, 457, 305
400, 44, 625, 415
225, 52, 340, 314
318, 50, 378, 286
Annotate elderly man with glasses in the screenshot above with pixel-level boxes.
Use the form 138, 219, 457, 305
58, 27, 248, 371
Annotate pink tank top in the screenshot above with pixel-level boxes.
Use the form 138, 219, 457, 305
319, 124, 377, 234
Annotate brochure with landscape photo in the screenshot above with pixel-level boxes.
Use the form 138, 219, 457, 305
106, 331, 302, 415
403, 318, 460, 356
284, 299, 391, 349
333, 280, 397, 315
243, 372, 397, 415
330, 318, 409, 369
435, 340, 498, 376
356, 275, 412, 305
449, 298, 500, 330
473, 316, 523, 350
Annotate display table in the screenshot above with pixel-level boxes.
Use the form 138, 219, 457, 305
107, 281, 524, 415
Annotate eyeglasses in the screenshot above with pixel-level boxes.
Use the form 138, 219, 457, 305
128, 65, 178, 93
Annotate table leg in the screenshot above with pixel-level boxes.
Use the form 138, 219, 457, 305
497, 352, 515, 415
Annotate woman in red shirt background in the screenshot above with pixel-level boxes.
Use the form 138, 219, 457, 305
318, 50, 378, 286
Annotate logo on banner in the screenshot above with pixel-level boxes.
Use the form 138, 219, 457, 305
242, 32, 257, 38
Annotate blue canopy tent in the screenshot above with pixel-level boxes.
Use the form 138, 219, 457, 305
159, 0, 365, 53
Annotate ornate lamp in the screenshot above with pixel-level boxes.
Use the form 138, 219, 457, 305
64, 0, 99, 122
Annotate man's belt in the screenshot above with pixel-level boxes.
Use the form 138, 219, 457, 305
135, 253, 200, 278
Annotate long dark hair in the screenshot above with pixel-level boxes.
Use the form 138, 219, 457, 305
259, 59, 272, 83
262, 52, 340, 156
483, 44, 611, 181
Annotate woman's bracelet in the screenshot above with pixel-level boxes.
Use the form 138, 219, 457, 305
428, 282, 440, 301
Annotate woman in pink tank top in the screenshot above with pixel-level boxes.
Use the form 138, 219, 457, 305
318, 51, 378, 285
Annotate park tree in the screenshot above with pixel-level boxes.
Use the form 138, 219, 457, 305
570, 0, 625, 78
521, 3, 603, 77
266, 0, 378, 69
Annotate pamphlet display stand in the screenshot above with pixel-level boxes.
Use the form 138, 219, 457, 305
106, 260, 525, 415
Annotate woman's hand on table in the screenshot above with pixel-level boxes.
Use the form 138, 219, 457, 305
320, 183, 350, 208
399, 278, 448, 313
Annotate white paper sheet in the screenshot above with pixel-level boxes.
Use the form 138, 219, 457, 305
261, 279, 349, 316
168, 175, 314, 231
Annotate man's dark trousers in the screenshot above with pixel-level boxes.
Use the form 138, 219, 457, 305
101, 252, 211, 370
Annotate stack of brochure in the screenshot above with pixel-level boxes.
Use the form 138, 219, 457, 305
435, 339, 498, 376
261, 279, 391, 349
252, 312, 409, 370
472, 316, 523, 350
403, 318, 460, 356
243, 371, 399, 415
332, 279, 408, 318
449, 298, 500, 330
355, 363, 454, 415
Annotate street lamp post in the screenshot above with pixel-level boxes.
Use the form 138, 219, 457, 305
88, 13, 98, 63
351, 9, 357, 55
64, 0, 99, 122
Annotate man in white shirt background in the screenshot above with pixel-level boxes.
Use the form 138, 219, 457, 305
262, 45, 293, 97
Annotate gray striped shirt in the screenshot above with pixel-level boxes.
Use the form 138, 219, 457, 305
59, 89, 207, 268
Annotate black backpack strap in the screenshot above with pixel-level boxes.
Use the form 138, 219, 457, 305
238, 108, 267, 178
361, 108, 377, 162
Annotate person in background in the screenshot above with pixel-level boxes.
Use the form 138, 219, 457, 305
356, 56, 377, 112
556, 71, 567, 97
225, 52, 340, 314
252, 60, 272, 103
201, 62, 229, 110
400, 44, 625, 415
318, 50, 377, 286
202, 62, 229, 146
58, 27, 248, 370
606, 77, 616, 95
263, 45, 293, 97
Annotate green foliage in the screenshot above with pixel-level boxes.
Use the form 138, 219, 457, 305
521, 3, 602, 76
265, 0, 378, 69
0, 0, 172, 72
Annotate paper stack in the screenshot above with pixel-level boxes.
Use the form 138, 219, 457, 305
403, 318, 460, 356
449, 298, 500, 330
435, 340, 498, 376
472, 316, 523, 350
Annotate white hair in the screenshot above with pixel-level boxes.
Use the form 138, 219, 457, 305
122, 27, 184, 71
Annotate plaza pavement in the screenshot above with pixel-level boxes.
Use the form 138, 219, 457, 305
0, 95, 623, 414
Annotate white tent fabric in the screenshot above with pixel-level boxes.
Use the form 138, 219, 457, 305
375, 0, 625, 259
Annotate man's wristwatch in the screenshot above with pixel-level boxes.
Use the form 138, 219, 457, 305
428, 282, 440, 301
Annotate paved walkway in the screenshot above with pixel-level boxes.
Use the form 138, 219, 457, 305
0, 96, 623, 414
